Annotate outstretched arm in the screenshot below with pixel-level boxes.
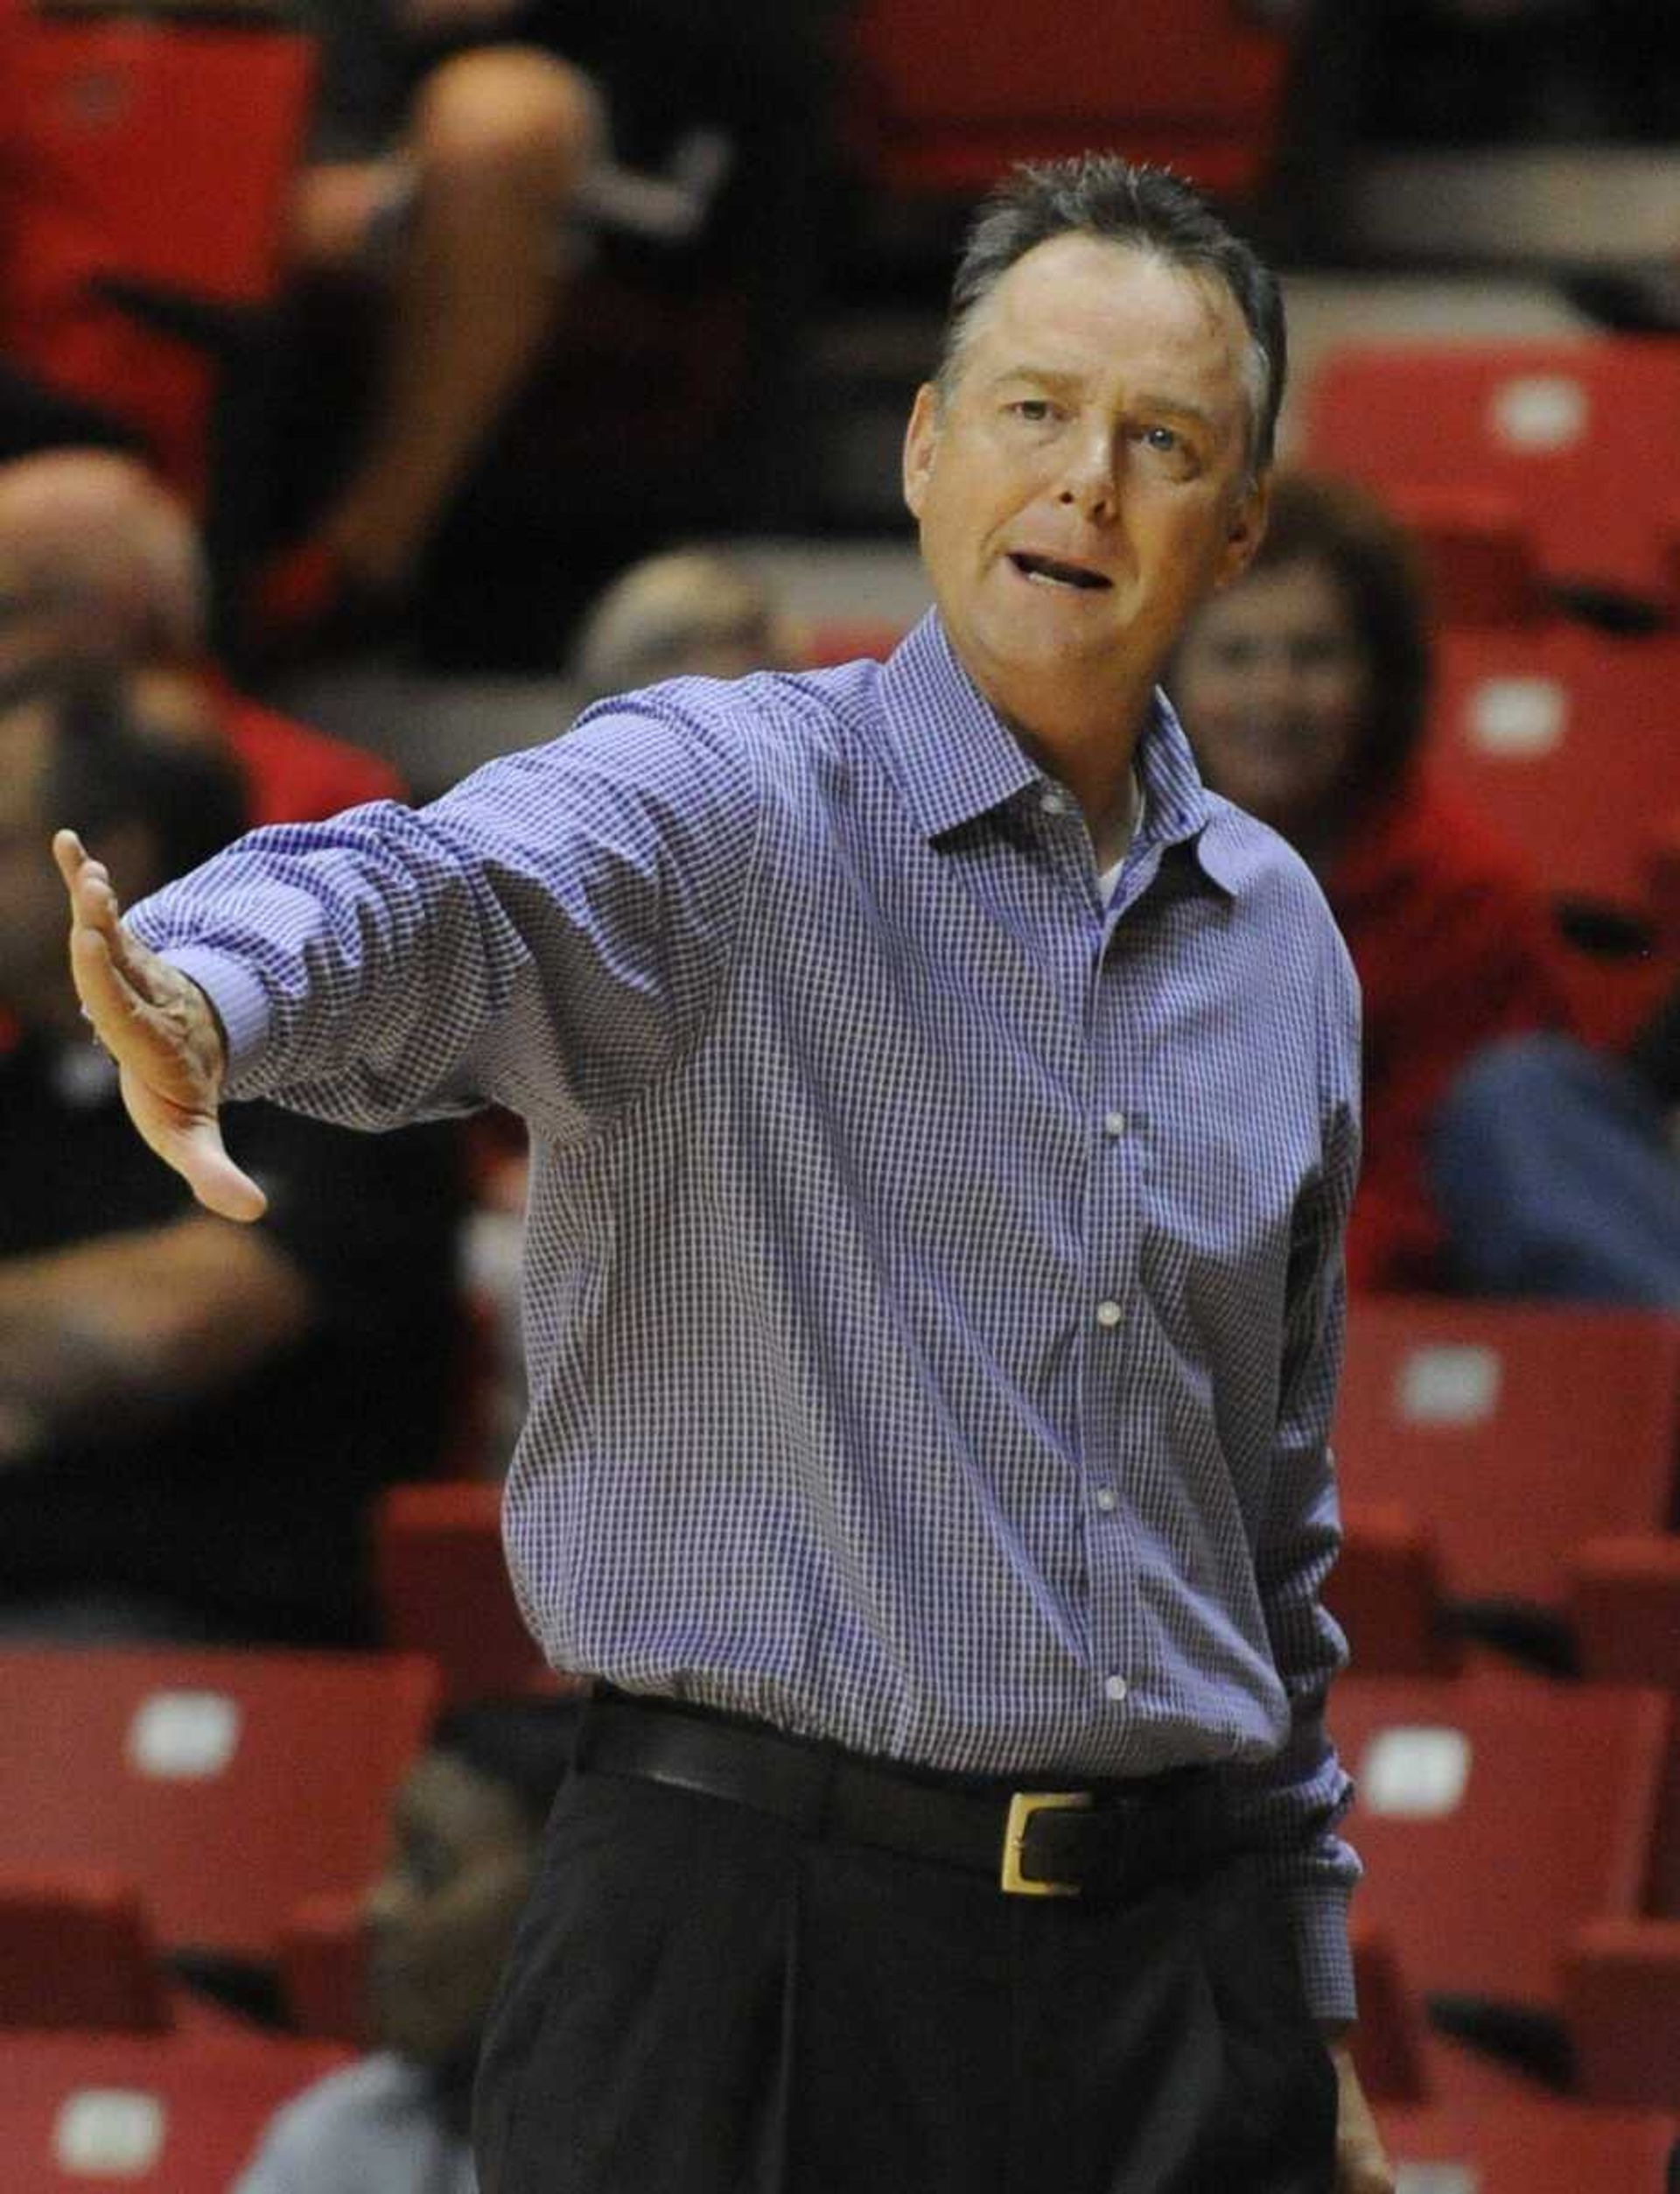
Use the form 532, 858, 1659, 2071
53, 830, 266, 1223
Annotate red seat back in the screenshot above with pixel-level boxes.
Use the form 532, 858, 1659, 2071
1428, 626, 1680, 924
847, 0, 1292, 201
278, 1889, 369, 2047
0, 2031, 352, 2192
1566, 1917, 1680, 2110
1333, 1672, 1668, 2009
1325, 1501, 1458, 1679
1305, 340, 1680, 607
374, 1481, 562, 1707
1334, 1300, 1680, 1610
0, 8, 317, 499
1378, 2095, 1680, 2191
0, 1649, 439, 1963
0, 1869, 168, 2033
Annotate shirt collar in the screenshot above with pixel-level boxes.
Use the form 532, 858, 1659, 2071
878, 610, 1238, 895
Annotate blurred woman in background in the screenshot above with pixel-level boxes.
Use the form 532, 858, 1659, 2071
1169, 470, 1573, 1293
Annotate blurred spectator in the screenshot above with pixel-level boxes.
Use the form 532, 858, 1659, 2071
569, 546, 797, 705
233, 1693, 580, 2194
250, 2, 599, 658
1168, 470, 1573, 1293
1276, 0, 1678, 149
0, 669, 465, 1642
1428, 980, 1680, 1306
0, 447, 403, 823
254, 0, 830, 665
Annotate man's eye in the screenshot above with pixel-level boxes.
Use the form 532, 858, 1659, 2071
1010, 399, 1054, 423
1139, 425, 1180, 453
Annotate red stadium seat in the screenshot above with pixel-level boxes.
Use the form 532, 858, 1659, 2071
1427, 626, 1680, 927
1333, 1300, 1680, 1616
1326, 1501, 1459, 1679
278, 1890, 368, 2048
0, 2030, 352, 2192
1566, 1917, 1680, 2111
1573, 1536, 1680, 1698
374, 1481, 564, 1707
1347, 1914, 1428, 2105
0, 3, 317, 500
0, 1870, 169, 2033
1387, 485, 1547, 627
1377, 2095, 1679, 2192
0, 1649, 439, 1965
1331, 1672, 1667, 2015
1304, 339, 1680, 609
1571, 1536, 1680, 1917
846, 0, 1293, 205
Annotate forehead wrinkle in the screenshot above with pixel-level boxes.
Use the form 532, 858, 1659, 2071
948, 238, 1264, 466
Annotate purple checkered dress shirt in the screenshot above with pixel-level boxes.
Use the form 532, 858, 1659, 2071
131, 612, 1363, 2016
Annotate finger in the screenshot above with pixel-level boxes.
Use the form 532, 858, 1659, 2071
57, 834, 130, 990
68, 914, 147, 1045
53, 829, 114, 929
175, 1127, 270, 1225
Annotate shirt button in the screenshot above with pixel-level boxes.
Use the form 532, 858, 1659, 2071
1104, 1674, 1130, 1704
1040, 790, 1068, 816
1102, 1110, 1127, 1139
1095, 1485, 1117, 1513
1095, 1300, 1122, 1329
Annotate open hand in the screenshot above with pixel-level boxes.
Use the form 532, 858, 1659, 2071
53, 830, 266, 1223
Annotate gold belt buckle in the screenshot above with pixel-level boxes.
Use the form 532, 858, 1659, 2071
1000, 1789, 1093, 1896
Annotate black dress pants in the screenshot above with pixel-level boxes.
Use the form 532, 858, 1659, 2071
474, 1754, 1338, 2193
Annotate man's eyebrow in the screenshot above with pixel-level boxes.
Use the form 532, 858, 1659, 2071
986, 366, 1084, 394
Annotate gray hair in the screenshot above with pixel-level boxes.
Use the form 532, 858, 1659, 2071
935, 156, 1287, 477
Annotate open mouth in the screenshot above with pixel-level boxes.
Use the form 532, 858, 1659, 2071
1008, 550, 1111, 592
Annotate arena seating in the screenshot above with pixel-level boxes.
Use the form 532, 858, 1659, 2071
1427, 626, 1680, 929
0, 1869, 171, 2033
0, 1649, 438, 1967
1333, 1300, 1680, 1620
845, 0, 1293, 206
0, 0, 316, 501
1324, 1501, 1458, 1679
373, 1480, 562, 1707
0, 2030, 352, 2193
1304, 339, 1680, 613
1329, 1672, 1668, 2018
1566, 1917, 1680, 2111
1377, 2095, 1679, 2191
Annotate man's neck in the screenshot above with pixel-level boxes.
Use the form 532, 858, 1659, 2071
1002, 694, 1151, 857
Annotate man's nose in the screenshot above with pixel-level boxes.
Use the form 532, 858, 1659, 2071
1056, 430, 1121, 518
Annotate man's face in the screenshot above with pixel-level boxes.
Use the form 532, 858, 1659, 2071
0, 701, 67, 1025
363, 1749, 538, 2068
902, 235, 1267, 738
1170, 557, 1371, 843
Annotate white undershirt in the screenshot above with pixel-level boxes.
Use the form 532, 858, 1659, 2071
1096, 768, 1144, 905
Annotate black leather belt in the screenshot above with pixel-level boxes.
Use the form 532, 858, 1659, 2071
578, 1692, 1231, 1899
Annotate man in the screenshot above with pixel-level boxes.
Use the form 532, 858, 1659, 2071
569, 548, 798, 708
59, 158, 1390, 2190
9, 673, 463, 1642
234, 1694, 580, 2193
0, 446, 404, 823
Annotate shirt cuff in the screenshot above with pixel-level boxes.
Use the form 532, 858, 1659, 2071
1286, 1879, 1357, 2027
147, 943, 276, 1090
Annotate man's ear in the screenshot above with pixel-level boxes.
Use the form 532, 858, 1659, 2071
1214, 470, 1270, 590
901, 382, 941, 522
